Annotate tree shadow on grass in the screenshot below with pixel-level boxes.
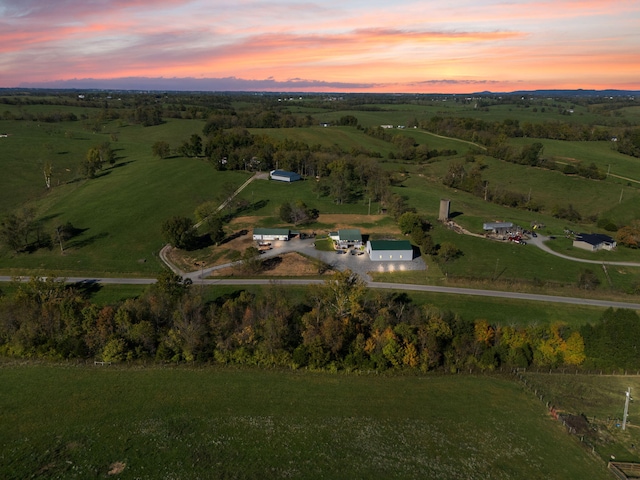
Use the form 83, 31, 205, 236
209, 289, 250, 307
38, 212, 62, 223
68, 231, 109, 249
191, 233, 215, 250
108, 160, 134, 169
236, 199, 269, 215
220, 229, 248, 246
262, 255, 282, 271
70, 279, 103, 299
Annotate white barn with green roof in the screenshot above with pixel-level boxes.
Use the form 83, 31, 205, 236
252, 228, 290, 241
366, 240, 413, 261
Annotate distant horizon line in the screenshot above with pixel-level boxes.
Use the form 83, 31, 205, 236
3, 75, 638, 97
1, 86, 639, 97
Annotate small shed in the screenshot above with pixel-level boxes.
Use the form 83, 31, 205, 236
366, 240, 413, 261
573, 233, 616, 251
270, 170, 301, 182
253, 228, 290, 241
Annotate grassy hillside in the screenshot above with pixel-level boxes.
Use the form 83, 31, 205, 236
0, 118, 250, 276
0, 364, 612, 480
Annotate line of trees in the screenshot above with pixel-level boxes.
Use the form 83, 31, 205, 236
0, 272, 635, 372
420, 116, 615, 146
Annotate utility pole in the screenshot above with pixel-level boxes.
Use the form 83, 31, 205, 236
623, 387, 632, 431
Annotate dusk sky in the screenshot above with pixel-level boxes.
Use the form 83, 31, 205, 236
2, 0, 639, 93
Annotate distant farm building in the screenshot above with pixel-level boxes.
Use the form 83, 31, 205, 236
366, 240, 413, 261
329, 229, 362, 248
573, 233, 616, 252
270, 170, 301, 182
252, 228, 291, 241
483, 222, 514, 235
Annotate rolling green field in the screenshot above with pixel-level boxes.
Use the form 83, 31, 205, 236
0, 364, 612, 479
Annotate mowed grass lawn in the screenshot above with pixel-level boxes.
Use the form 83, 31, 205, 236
0, 364, 611, 480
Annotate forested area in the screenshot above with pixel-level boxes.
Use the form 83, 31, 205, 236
0, 272, 636, 372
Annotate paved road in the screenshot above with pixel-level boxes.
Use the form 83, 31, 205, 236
527, 234, 640, 267
2, 275, 640, 310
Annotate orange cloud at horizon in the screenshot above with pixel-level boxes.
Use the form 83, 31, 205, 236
1, 0, 638, 92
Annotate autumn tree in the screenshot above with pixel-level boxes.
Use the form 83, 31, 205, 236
151, 140, 171, 159
560, 331, 586, 366
161, 216, 196, 249
616, 221, 640, 248
0, 208, 36, 252
279, 200, 318, 225
398, 211, 427, 235
80, 143, 114, 178
437, 242, 462, 264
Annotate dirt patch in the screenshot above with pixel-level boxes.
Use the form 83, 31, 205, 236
230, 214, 398, 235
108, 462, 126, 475
209, 252, 332, 277
167, 230, 254, 273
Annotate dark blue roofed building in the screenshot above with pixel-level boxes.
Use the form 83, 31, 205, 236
573, 233, 616, 251
270, 170, 302, 182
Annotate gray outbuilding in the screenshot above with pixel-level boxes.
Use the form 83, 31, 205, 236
253, 228, 291, 241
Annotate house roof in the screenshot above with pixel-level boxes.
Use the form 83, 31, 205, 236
575, 233, 614, 246
253, 228, 290, 236
368, 240, 413, 251
338, 229, 362, 241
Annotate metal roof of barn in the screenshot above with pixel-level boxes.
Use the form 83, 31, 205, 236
270, 170, 300, 178
483, 222, 513, 230
253, 228, 291, 235
338, 229, 362, 241
368, 240, 413, 251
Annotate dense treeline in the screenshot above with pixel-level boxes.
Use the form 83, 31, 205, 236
420, 115, 640, 160
169, 125, 412, 211
0, 272, 635, 372
420, 116, 614, 146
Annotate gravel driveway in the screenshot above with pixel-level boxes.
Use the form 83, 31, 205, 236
256, 236, 426, 281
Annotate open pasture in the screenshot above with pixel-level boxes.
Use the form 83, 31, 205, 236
0, 364, 611, 479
